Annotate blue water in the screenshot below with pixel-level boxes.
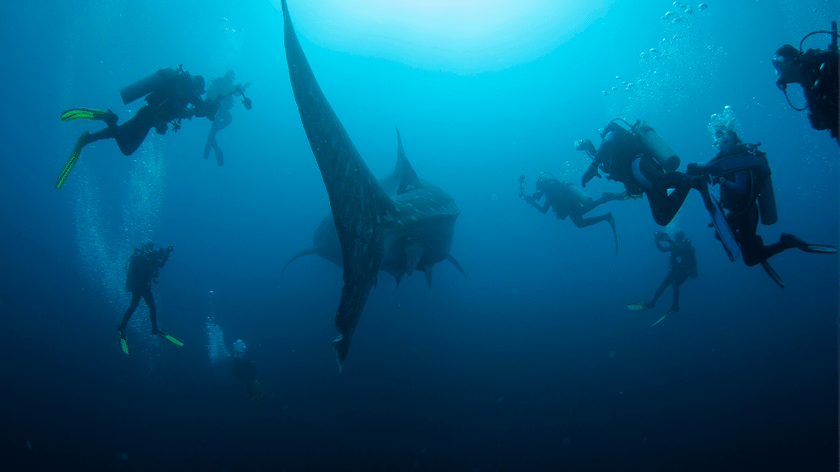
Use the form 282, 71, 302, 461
1, 1, 838, 470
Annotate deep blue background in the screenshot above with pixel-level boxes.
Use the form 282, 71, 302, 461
0, 1, 837, 470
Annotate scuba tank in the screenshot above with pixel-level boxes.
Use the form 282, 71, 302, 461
120, 67, 178, 105
566, 183, 593, 204
634, 123, 680, 172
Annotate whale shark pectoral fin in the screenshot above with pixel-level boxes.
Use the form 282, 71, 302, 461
281, 246, 322, 275
332, 275, 377, 371
404, 244, 426, 276
446, 254, 465, 276
424, 266, 433, 288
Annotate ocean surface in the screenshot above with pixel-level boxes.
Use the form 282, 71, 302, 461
1, 1, 838, 470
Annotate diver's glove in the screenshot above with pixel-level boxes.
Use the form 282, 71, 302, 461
581, 165, 601, 188
522, 194, 535, 204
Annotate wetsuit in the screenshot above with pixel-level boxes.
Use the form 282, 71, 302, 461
87, 72, 219, 156
800, 48, 839, 141
649, 236, 697, 312
525, 180, 619, 228
582, 122, 706, 226
120, 247, 170, 332
203, 74, 237, 166
709, 144, 796, 267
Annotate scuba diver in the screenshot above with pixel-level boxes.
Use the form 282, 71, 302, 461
203, 70, 252, 166
687, 107, 837, 287
118, 240, 182, 354
772, 21, 839, 143
231, 339, 263, 404
628, 230, 698, 326
576, 118, 711, 227
56, 65, 221, 189
520, 172, 625, 252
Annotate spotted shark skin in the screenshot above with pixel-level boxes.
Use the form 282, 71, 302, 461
281, 0, 462, 369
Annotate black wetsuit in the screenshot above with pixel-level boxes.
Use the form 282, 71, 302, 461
203, 75, 237, 166
583, 123, 705, 226
800, 48, 839, 141
649, 236, 697, 312
119, 247, 170, 332
232, 349, 261, 402
87, 72, 219, 156
710, 145, 796, 267
525, 180, 619, 228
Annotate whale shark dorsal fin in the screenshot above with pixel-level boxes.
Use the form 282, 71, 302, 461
395, 127, 422, 195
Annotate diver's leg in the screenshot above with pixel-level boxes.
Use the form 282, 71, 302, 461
737, 206, 767, 267
670, 273, 688, 312
119, 291, 142, 331
570, 211, 617, 252
84, 127, 116, 145
140, 286, 158, 332
203, 128, 216, 160
211, 110, 231, 166
650, 273, 675, 306
569, 211, 611, 229
113, 106, 156, 156
582, 192, 625, 214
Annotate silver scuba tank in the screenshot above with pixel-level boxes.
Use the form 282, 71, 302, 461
635, 124, 680, 172
119, 67, 177, 105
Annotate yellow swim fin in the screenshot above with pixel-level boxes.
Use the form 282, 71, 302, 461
627, 302, 652, 312
156, 331, 184, 347
56, 131, 89, 189
651, 308, 679, 326
118, 331, 130, 355
60, 107, 110, 122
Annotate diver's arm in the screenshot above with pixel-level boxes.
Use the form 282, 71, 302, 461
156, 247, 171, 268
582, 142, 612, 187
721, 170, 750, 195
523, 193, 550, 213
655, 238, 674, 252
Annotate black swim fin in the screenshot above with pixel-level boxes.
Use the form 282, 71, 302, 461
760, 260, 785, 288
780, 233, 837, 254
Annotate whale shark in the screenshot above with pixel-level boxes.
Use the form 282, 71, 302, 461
281, 0, 464, 369
282, 136, 466, 287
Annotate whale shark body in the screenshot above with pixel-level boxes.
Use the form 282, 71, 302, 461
281, 0, 464, 369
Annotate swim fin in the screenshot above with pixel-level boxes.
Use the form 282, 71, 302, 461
651, 308, 678, 326
56, 131, 89, 189
60, 107, 111, 122
803, 245, 839, 253
760, 260, 785, 288
118, 330, 130, 355
608, 215, 618, 253
628, 302, 653, 312
708, 184, 740, 262
780, 233, 838, 254
155, 331, 184, 347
